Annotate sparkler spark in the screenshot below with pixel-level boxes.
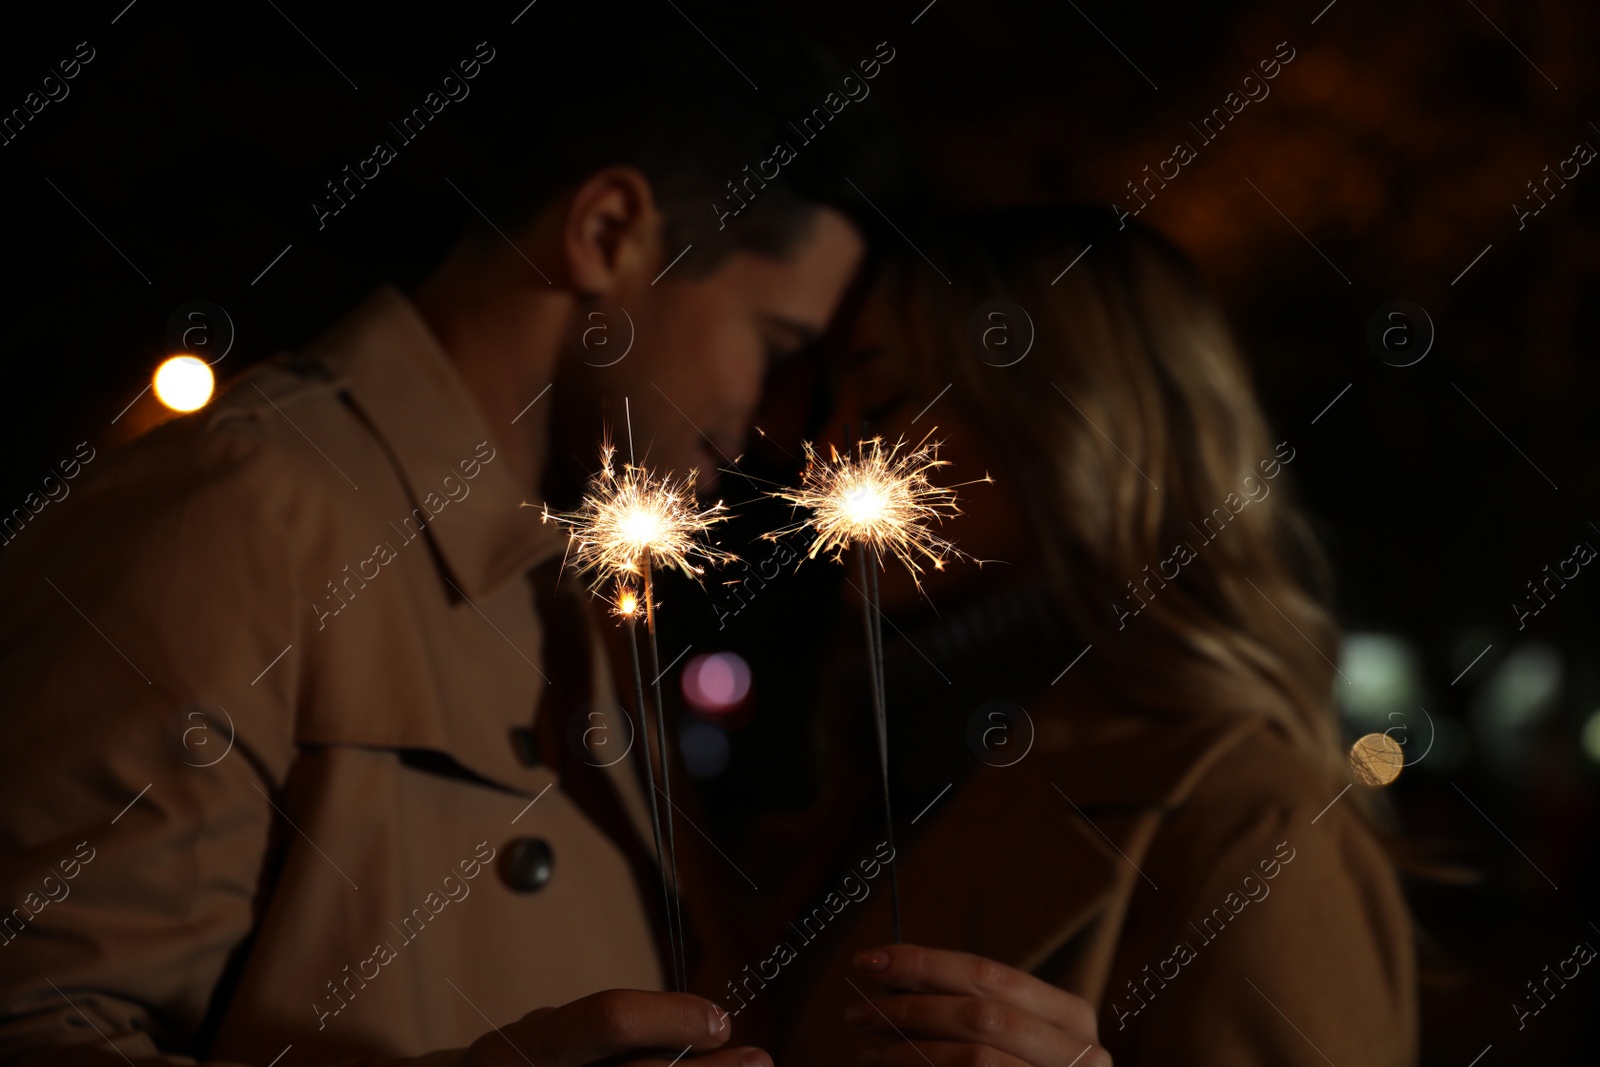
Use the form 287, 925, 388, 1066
539, 443, 737, 589
767, 432, 985, 585
609, 581, 641, 620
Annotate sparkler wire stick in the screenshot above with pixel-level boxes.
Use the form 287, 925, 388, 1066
858, 546, 903, 943
641, 562, 690, 992
621, 595, 678, 992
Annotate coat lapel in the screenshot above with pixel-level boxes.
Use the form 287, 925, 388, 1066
903, 761, 1125, 970
900, 699, 1269, 986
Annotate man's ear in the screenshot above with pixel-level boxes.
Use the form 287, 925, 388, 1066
562, 166, 663, 297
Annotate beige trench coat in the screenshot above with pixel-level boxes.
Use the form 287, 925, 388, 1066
779, 692, 1419, 1066
0, 289, 667, 1066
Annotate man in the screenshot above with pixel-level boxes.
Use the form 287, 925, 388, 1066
0, 7, 896, 1065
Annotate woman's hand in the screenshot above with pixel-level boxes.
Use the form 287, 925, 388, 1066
845, 944, 1111, 1067
461, 988, 769, 1067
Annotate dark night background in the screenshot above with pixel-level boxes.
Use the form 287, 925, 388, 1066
2, 1, 1596, 1062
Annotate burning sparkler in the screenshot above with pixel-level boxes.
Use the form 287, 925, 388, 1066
542, 442, 737, 588
608, 582, 642, 621
538, 414, 737, 993
768, 430, 986, 943
769, 432, 982, 585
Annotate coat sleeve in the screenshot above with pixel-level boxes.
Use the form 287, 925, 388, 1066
0, 426, 466, 1067
1101, 736, 1418, 1066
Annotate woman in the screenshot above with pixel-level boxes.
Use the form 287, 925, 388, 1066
770, 206, 1416, 1065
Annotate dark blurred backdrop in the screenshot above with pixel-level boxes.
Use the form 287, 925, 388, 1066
2, 2, 1595, 1062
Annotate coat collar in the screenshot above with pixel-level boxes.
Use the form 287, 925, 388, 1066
304, 285, 565, 599
906, 696, 1270, 975
1035, 691, 1272, 812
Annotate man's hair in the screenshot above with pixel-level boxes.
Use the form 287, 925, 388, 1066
456, 1, 910, 275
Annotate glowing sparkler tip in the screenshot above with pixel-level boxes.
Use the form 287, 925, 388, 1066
766, 431, 976, 587
610, 582, 641, 619
541, 440, 738, 592
620, 508, 664, 545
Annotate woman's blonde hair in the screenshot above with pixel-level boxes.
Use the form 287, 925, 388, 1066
881, 205, 1344, 775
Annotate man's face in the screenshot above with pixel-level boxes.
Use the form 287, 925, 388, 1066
569, 208, 864, 493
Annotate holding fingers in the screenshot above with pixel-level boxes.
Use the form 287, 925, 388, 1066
460, 988, 771, 1067
846, 945, 1111, 1067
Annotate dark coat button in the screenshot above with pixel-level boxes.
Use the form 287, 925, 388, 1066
501, 837, 555, 893
509, 726, 541, 767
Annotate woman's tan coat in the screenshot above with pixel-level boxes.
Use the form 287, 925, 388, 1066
781, 690, 1418, 1066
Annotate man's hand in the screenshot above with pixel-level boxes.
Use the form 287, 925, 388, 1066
845, 944, 1111, 1067
462, 988, 767, 1067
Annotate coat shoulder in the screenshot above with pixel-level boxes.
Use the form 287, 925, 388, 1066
1140, 716, 1374, 900
1103, 718, 1419, 1065
43, 355, 377, 574
1175, 716, 1347, 823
